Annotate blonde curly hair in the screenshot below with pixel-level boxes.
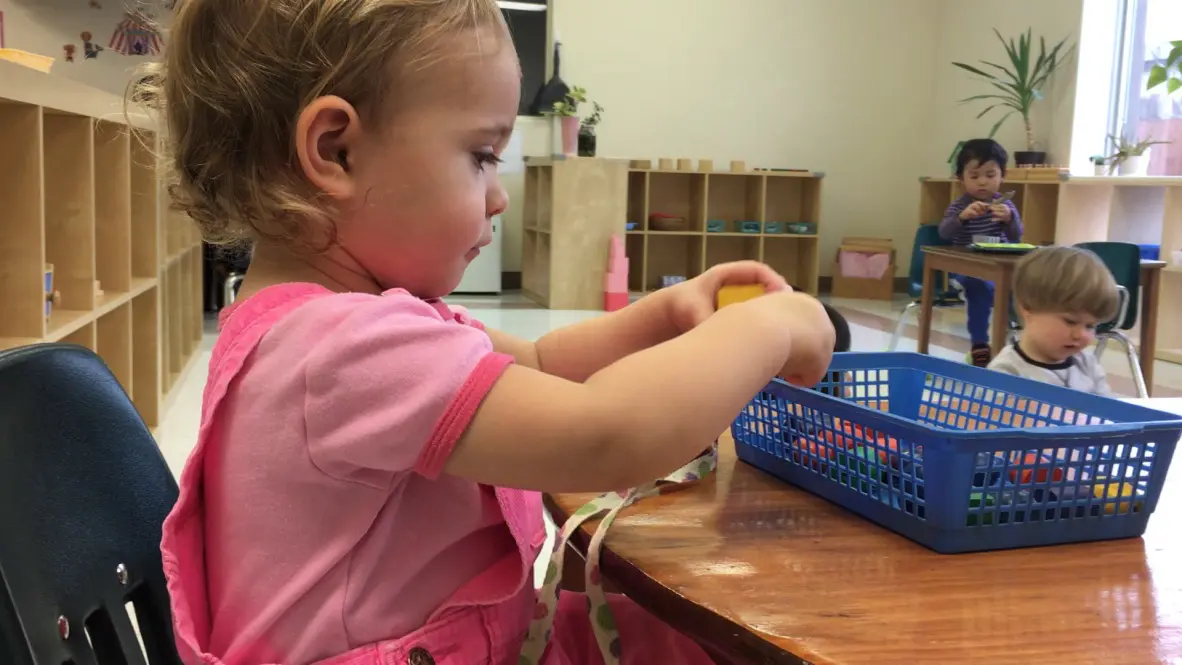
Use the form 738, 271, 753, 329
131, 0, 505, 251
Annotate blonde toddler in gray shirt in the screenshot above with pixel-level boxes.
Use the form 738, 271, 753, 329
988, 245, 1120, 396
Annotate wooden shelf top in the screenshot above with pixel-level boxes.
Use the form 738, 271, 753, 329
46, 309, 92, 341
630, 168, 821, 179
629, 230, 819, 239
921, 176, 1059, 186
0, 60, 154, 131
1062, 175, 1182, 187
524, 156, 630, 167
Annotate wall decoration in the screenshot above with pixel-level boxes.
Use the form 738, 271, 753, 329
64, 44, 76, 62
81, 31, 103, 59
109, 11, 161, 56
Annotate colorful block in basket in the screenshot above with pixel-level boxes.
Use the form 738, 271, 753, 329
1093, 478, 1143, 515
1006, 451, 1064, 484
717, 284, 765, 309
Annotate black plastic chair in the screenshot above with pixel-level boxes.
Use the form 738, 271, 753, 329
0, 344, 181, 665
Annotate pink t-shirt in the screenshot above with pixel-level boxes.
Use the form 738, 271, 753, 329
199, 286, 523, 665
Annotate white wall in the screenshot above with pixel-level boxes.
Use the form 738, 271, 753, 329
530, 0, 943, 276
0, 0, 172, 97
926, 0, 1084, 176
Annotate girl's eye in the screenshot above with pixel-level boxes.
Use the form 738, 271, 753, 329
473, 151, 502, 171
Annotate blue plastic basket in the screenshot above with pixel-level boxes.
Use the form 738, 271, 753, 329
731, 353, 1182, 553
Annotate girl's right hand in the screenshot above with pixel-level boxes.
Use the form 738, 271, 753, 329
959, 200, 989, 220
756, 292, 835, 386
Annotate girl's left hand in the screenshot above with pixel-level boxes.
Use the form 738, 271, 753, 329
664, 261, 790, 334
991, 204, 1012, 223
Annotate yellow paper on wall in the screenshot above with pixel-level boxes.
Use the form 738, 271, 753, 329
0, 49, 55, 73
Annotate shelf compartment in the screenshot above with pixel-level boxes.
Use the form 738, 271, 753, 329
132, 287, 160, 427
706, 174, 764, 229
919, 179, 955, 225
626, 233, 645, 292
0, 101, 46, 339
95, 120, 132, 295
764, 236, 820, 294
61, 320, 97, 351
1021, 183, 1058, 246
648, 172, 706, 232
97, 303, 133, 400
627, 171, 648, 229
131, 131, 159, 278
766, 177, 821, 225
45, 112, 97, 317
705, 234, 760, 271
645, 233, 703, 291
523, 166, 553, 232
183, 250, 202, 357
47, 308, 94, 342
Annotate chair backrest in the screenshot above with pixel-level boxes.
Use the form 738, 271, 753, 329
0, 344, 181, 665
908, 224, 951, 298
1075, 241, 1141, 331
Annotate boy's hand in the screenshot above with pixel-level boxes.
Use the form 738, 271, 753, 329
664, 261, 789, 334
959, 200, 990, 220
991, 204, 1012, 223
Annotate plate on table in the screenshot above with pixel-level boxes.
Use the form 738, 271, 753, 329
968, 242, 1038, 254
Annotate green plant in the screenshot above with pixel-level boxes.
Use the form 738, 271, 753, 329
545, 86, 587, 117
1105, 134, 1170, 175
1090, 155, 1107, 166
580, 102, 604, 133
952, 29, 1075, 151
1148, 41, 1182, 93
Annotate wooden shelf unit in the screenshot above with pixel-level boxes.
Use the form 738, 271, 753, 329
0, 65, 204, 429
918, 177, 1060, 245
628, 169, 823, 294
521, 157, 629, 309
919, 174, 1182, 366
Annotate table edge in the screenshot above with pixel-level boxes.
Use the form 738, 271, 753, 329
543, 494, 819, 665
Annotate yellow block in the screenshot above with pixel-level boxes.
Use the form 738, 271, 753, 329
1092, 480, 1141, 515
717, 284, 766, 309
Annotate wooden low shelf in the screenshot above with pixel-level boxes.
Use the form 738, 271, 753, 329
627, 168, 823, 294
920, 173, 1182, 366
0, 61, 204, 429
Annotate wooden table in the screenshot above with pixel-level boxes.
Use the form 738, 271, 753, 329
916, 246, 1165, 395
546, 402, 1182, 665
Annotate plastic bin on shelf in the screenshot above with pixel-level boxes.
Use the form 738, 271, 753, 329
733, 352, 1182, 554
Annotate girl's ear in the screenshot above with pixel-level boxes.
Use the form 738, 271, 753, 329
295, 96, 361, 199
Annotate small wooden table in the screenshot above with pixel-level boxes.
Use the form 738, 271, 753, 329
916, 246, 1165, 395
546, 404, 1182, 665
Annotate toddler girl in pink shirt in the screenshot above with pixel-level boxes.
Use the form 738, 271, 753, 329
141, 2, 835, 664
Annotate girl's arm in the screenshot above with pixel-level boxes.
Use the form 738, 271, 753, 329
447, 292, 832, 492
938, 199, 968, 240
485, 290, 679, 381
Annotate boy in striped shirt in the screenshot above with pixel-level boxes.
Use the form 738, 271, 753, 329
938, 139, 1024, 366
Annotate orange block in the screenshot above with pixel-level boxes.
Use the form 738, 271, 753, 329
717, 284, 766, 309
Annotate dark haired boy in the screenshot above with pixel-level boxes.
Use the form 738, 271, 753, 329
938, 138, 1024, 367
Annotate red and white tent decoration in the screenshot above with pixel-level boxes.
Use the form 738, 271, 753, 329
109, 11, 162, 56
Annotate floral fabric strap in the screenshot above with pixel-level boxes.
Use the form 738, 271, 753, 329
518, 443, 719, 665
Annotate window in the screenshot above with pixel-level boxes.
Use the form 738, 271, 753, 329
1111, 0, 1182, 175
499, 0, 548, 116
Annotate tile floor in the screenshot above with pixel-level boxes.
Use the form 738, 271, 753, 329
155, 292, 1182, 586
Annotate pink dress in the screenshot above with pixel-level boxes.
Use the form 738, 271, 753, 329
161, 283, 714, 665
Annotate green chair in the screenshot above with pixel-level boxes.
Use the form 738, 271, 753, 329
888, 224, 962, 351
1077, 241, 1146, 397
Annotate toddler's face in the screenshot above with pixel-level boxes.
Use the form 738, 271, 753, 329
1020, 309, 1099, 363
960, 159, 1003, 201
333, 28, 520, 298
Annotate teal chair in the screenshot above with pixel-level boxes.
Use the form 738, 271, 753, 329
1078, 241, 1146, 397
888, 224, 962, 351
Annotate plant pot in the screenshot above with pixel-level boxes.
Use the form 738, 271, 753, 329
560, 116, 579, 156
1093, 163, 1107, 176
1120, 149, 1151, 176
1014, 151, 1046, 167
577, 130, 597, 157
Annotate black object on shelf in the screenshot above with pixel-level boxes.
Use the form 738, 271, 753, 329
528, 41, 569, 115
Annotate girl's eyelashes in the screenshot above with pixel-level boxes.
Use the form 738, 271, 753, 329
473, 150, 502, 171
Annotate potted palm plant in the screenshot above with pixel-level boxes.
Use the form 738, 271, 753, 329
545, 86, 587, 156
952, 29, 1075, 166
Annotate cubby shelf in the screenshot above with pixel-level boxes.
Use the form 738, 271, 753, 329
0, 61, 204, 429
627, 168, 823, 294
